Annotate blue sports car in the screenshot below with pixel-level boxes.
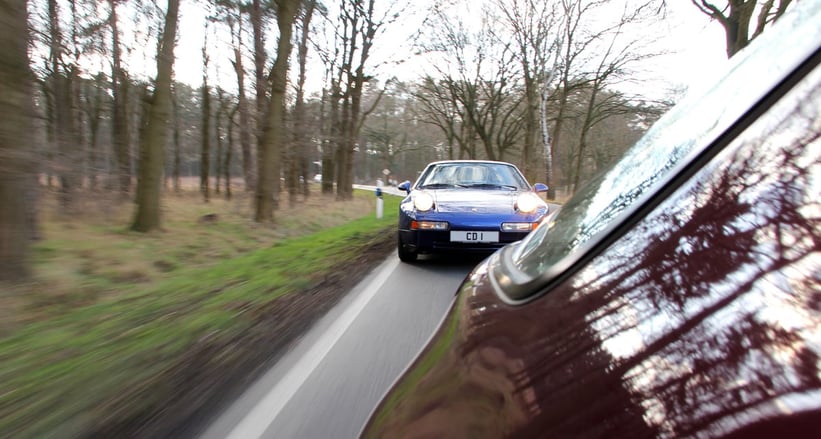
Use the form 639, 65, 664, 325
397, 160, 549, 262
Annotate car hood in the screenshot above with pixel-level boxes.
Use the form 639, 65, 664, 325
426, 189, 520, 214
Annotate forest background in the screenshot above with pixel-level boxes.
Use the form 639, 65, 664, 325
2, 0, 793, 276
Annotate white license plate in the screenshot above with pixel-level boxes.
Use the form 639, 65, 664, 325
450, 231, 499, 243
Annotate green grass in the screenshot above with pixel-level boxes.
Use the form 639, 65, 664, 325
0, 189, 401, 438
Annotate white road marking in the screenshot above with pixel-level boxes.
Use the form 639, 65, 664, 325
224, 257, 400, 439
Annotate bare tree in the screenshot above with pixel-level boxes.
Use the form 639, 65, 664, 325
224, 102, 238, 199
290, 0, 318, 203
81, 73, 107, 191
496, 0, 562, 183
412, 0, 663, 198
200, 20, 212, 203
569, 2, 659, 192
47, 0, 82, 212
319, 82, 336, 194
691, 0, 793, 58
250, 0, 269, 183
544, 0, 662, 196
109, 0, 132, 196
363, 82, 427, 180
254, 0, 300, 222
171, 84, 181, 192
0, 0, 36, 281
36, 0, 116, 198
211, 0, 255, 193
324, 0, 403, 200
131, 0, 179, 232
416, 4, 525, 163
226, 2, 255, 192
215, 87, 232, 196
414, 76, 467, 160
548, 0, 595, 198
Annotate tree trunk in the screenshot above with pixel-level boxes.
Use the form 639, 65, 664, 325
109, 0, 131, 196
335, 93, 352, 200
48, 0, 79, 212
521, 72, 538, 182
329, 0, 386, 201
297, 0, 315, 200
225, 105, 236, 199
200, 32, 211, 203
322, 86, 339, 195
85, 80, 104, 191
547, 76, 570, 200
0, 0, 35, 281
215, 88, 229, 196
41, 80, 56, 188
172, 86, 181, 192
131, 0, 179, 232
572, 82, 600, 194
224, 131, 233, 199
693, 0, 793, 58
200, 84, 211, 203
251, 0, 266, 159
215, 117, 222, 195
255, 0, 299, 222
231, 9, 254, 192
288, 0, 319, 203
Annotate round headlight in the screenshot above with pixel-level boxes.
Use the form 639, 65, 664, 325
413, 191, 435, 212
516, 192, 541, 213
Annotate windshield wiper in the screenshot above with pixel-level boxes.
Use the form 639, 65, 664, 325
461, 183, 518, 190
419, 183, 455, 189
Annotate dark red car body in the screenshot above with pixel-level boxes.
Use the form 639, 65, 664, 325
361, 3, 821, 438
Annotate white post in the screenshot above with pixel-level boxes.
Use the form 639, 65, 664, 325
376, 179, 384, 219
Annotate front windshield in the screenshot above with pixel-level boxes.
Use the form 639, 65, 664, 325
503, 1, 820, 294
416, 162, 530, 190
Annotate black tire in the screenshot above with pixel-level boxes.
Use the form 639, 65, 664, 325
398, 236, 418, 263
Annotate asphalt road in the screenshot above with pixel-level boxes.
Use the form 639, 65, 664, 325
199, 252, 484, 439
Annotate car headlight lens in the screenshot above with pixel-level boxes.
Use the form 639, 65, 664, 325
516, 192, 542, 213
413, 191, 435, 212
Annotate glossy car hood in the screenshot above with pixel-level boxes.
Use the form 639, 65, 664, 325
427, 189, 520, 214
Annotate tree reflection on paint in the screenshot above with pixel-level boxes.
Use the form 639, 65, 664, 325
498, 71, 821, 437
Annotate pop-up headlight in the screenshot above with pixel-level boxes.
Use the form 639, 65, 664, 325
516, 192, 542, 213
413, 191, 435, 212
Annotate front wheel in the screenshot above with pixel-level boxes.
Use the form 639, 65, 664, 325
397, 236, 418, 263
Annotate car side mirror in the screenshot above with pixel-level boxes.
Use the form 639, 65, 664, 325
533, 183, 548, 193
398, 181, 412, 194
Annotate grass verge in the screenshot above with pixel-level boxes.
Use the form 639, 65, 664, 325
0, 188, 401, 438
